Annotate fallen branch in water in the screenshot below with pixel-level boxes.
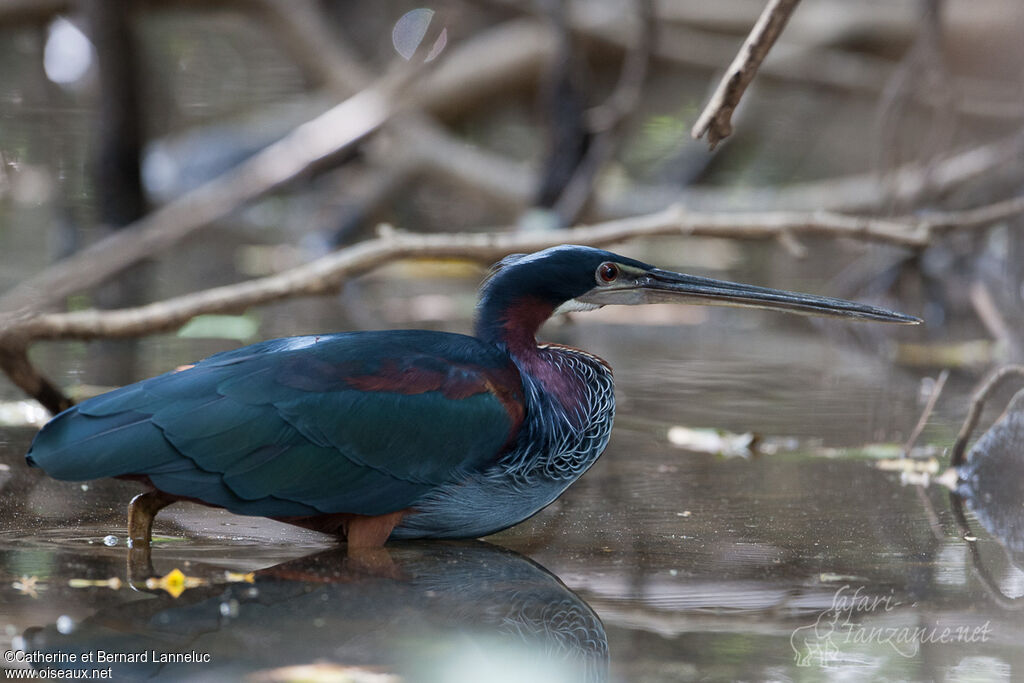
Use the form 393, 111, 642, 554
950, 365, 1024, 467
0, 208, 941, 344
902, 369, 949, 457
691, 0, 801, 149
0, 347, 72, 415
6, 194, 1024, 413
0, 72, 408, 318
0, 17, 555, 319
9, 198, 1024, 344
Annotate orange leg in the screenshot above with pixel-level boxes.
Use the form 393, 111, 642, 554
343, 510, 405, 548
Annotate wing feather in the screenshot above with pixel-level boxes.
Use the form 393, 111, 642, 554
27, 331, 525, 517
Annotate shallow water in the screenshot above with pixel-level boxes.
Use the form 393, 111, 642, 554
2, 320, 1022, 682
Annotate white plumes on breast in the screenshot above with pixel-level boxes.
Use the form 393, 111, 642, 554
502, 346, 615, 483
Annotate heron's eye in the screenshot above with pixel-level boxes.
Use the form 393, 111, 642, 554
597, 262, 619, 284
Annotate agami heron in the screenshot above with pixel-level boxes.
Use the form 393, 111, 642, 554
26, 246, 919, 546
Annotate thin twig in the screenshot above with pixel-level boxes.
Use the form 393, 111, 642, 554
691, 0, 801, 149
560, 0, 1024, 121
969, 280, 1016, 353
902, 369, 949, 456
259, 0, 557, 120
926, 194, 1024, 231
555, 0, 654, 223
417, 127, 1024, 217
950, 365, 1024, 467
601, 132, 1024, 217
251, 0, 557, 213
874, 0, 956, 212
583, 0, 654, 135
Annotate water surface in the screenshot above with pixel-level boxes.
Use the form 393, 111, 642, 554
2, 321, 1021, 682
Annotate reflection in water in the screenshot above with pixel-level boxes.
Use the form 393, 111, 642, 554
952, 388, 1024, 607
20, 542, 608, 682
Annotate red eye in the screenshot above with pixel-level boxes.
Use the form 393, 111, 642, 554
598, 262, 619, 283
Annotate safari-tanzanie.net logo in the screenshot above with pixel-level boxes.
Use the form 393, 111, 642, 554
790, 585, 992, 667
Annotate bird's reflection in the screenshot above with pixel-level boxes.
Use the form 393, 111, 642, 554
23, 541, 608, 682
950, 388, 1024, 608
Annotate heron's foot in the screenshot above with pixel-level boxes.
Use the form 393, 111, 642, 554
127, 490, 175, 548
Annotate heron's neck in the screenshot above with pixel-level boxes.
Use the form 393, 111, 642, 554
475, 295, 554, 358
476, 295, 593, 415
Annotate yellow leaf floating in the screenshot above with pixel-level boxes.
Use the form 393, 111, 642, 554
146, 568, 206, 598
67, 570, 248, 598
224, 570, 255, 584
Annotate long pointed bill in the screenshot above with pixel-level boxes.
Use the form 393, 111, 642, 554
580, 268, 921, 324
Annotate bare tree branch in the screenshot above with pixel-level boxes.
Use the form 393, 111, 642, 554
969, 281, 1017, 353
553, 0, 654, 224
253, 1, 557, 221
6, 194, 1024, 410
7, 0, 1016, 312
5, 70, 1012, 332
258, 0, 556, 121
691, 0, 801, 149
921, 194, 1024, 230
950, 365, 1024, 467
0, 18, 554, 318
253, 0, 366, 94
483, 0, 1024, 120
583, 0, 654, 134
601, 131, 1024, 216
409, 124, 1024, 220
0, 346, 72, 415
15, 198, 1024, 345
0, 73, 412, 318
10, 0, 1021, 122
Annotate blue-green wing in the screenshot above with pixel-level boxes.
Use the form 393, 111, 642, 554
26, 331, 525, 516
